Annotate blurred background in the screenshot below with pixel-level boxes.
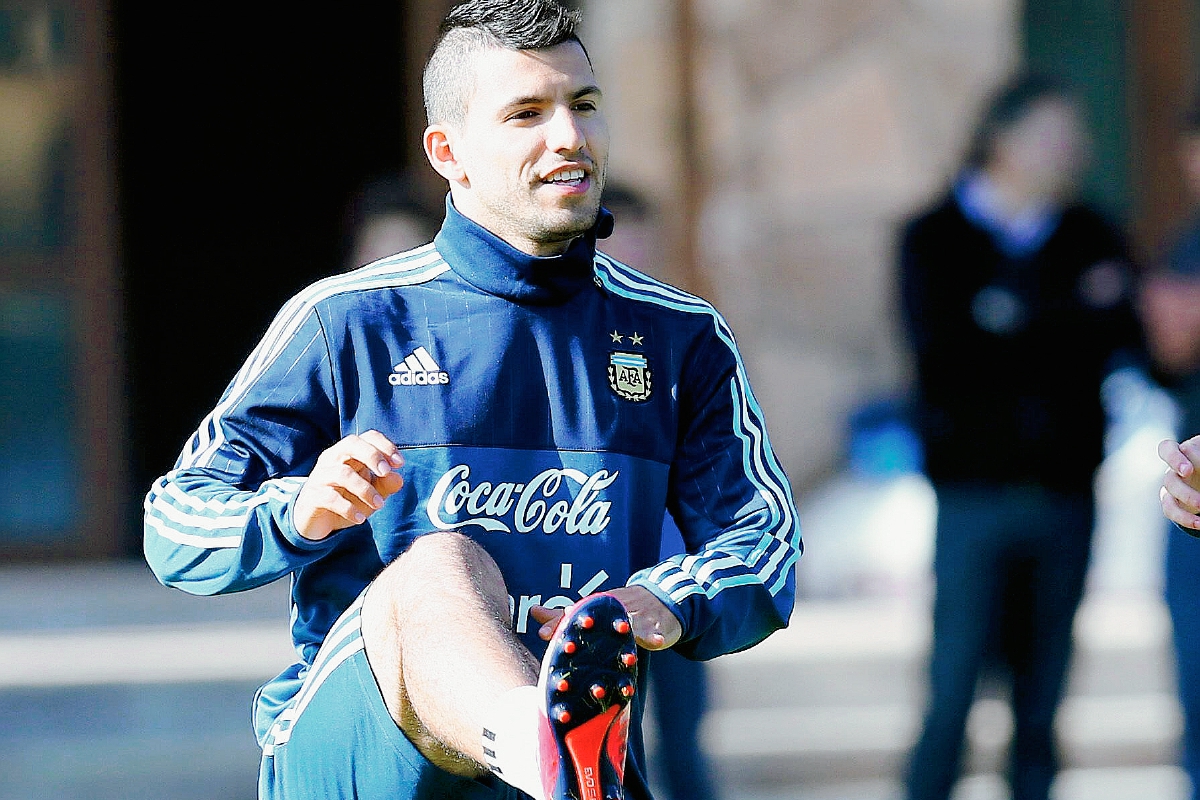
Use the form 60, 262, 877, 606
0, 0, 1196, 798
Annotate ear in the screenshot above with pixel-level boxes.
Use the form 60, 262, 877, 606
424, 124, 468, 185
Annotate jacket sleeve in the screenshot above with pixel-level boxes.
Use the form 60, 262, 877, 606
143, 301, 342, 596
627, 310, 801, 660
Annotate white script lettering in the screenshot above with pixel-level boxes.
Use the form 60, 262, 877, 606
426, 465, 617, 535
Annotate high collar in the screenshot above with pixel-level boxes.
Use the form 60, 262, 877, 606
434, 195, 615, 305
953, 170, 1061, 259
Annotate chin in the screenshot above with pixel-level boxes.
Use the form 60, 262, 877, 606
543, 208, 600, 238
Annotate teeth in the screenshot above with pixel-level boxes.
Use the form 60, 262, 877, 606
548, 169, 585, 183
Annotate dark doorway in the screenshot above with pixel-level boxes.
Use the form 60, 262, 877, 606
114, 3, 413, 552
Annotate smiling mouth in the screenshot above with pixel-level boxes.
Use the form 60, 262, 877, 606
543, 168, 588, 187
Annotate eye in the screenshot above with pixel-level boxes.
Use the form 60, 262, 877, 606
508, 109, 540, 122
573, 100, 598, 113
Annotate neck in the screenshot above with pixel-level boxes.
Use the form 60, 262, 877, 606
432, 194, 613, 305
982, 164, 1056, 217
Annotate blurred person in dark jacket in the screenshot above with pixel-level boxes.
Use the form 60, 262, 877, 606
1144, 98, 1200, 800
899, 74, 1145, 800
602, 182, 721, 800
341, 173, 443, 269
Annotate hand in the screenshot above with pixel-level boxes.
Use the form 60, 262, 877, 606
530, 585, 682, 651
293, 430, 405, 541
1160, 436, 1200, 531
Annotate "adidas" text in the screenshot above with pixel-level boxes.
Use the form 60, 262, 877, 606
390, 346, 450, 386
389, 370, 449, 386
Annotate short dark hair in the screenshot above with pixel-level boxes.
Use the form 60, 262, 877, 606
423, 0, 586, 127
963, 73, 1077, 169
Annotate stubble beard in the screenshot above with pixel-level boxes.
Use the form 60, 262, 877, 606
530, 166, 606, 249
496, 180, 602, 253
474, 168, 606, 254
530, 198, 602, 248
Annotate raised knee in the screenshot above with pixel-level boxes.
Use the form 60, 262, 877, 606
404, 531, 483, 561
378, 532, 510, 610
401, 532, 497, 580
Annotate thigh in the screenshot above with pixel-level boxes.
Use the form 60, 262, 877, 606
648, 649, 709, 733
1022, 492, 1093, 629
926, 487, 1009, 700
931, 488, 1009, 637
260, 603, 515, 800
1008, 492, 1093, 702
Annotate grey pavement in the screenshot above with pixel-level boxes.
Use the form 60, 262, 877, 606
0, 561, 290, 800
0, 559, 1190, 800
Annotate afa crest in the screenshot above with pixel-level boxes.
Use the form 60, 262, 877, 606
608, 352, 652, 402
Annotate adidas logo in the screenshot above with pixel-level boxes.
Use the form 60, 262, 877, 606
389, 346, 450, 386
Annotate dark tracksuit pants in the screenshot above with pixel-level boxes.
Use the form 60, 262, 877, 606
906, 483, 1094, 800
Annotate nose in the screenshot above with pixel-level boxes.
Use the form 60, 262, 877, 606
545, 105, 587, 154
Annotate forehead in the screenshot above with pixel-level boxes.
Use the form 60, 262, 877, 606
465, 40, 598, 115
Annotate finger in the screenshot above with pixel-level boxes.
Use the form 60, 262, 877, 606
326, 462, 387, 510
1181, 437, 1200, 477
1165, 470, 1200, 515
530, 605, 564, 641
1160, 439, 1193, 478
632, 619, 672, 651
636, 630, 669, 651
307, 483, 372, 527
359, 430, 405, 469
1162, 486, 1200, 530
529, 605, 562, 624
628, 611, 671, 650
374, 471, 405, 500
333, 434, 398, 478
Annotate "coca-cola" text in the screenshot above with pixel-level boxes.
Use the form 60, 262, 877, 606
425, 465, 617, 535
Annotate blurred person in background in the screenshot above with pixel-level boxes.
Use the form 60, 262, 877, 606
341, 172, 443, 269
899, 73, 1145, 800
602, 182, 721, 800
1145, 97, 1200, 800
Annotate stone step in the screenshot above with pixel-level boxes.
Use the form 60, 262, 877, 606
645, 592, 1181, 791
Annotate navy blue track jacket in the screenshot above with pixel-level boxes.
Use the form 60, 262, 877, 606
143, 196, 800, 767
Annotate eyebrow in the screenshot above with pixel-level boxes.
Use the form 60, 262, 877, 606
500, 85, 603, 113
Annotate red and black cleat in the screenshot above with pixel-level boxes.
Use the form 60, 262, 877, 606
537, 593, 638, 800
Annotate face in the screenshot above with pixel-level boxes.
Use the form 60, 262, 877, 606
350, 214, 432, 267
427, 40, 609, 256
994, 98, 1089, 201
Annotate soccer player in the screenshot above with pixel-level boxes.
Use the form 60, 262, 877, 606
143, 2, 800, 799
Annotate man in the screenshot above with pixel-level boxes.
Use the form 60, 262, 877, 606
142, 2, 800, 800
899, 74, 1144, 800
601, 182, 721, 800
341, 173, 443, 269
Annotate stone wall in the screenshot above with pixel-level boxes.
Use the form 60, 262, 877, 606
582, 0, 1021, 489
